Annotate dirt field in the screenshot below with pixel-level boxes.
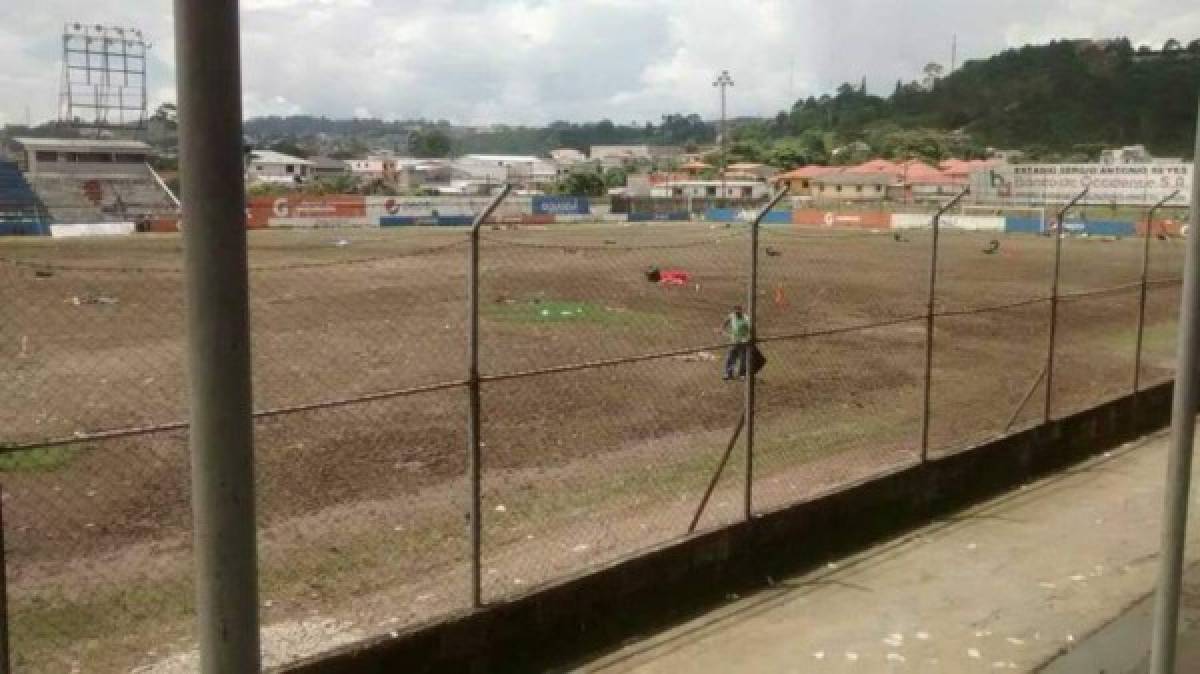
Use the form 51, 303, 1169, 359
0, 222, 1185, 672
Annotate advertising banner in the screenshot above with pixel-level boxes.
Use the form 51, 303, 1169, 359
247, 196, 365, 227
792, 209, 891, 229
975, 163, 1191, 206
50, 222, 136, 237
532, 195, 590, 215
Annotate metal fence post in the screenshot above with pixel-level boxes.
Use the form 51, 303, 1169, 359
1135, 191, 1181, 396
920, 187, 970, 461
0, 487, 9, 674
467, 185, 512, 609
1043, 188, 1089, 423
745, 186, 789, 519
173, 1, 261, 672
1149, 102, 1200, 674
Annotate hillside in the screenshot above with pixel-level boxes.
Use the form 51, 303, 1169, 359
905, 39, 1200, 156
757, 38, 1200, 163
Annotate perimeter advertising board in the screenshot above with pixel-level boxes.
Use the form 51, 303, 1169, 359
974, 163, 1191, 206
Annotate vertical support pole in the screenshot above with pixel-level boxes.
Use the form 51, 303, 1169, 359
744, 186, 789, 519
920, 187, 970, 461
467, 185, 512, 609
1136, 191, 1180, 396
173, 1, 260, 671
0, 487, 9, 674
1149, 102, 1200, 674
1043, 188, 1089, 423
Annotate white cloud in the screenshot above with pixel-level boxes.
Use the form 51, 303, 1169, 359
2, 0, 1198, 126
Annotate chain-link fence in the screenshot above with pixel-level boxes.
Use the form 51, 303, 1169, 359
0, 194, 1187, 671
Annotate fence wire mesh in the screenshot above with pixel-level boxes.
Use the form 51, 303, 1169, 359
0, 197, 1189, 671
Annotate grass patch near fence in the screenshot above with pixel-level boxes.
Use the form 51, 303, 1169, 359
0, 444, 83, 473
485, 298, 662, 327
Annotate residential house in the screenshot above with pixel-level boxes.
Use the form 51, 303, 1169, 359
347, 156, 397, 184
245, 150, 312, 185
810, 172, 895, 202
308, 156, 349, 181
650, 180, 770, 200
772, 165, 842, 199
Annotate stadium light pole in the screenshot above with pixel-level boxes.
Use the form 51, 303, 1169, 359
713, 70, 734, 206
173, 0, 262, 672
1149, 97, 1200, 674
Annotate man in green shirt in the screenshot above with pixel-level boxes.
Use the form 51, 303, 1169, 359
722, 305, 751, 380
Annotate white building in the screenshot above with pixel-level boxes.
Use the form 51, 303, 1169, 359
246, 150, 312, 185
453, 154, 558, 188
347, 156, 397, 184
590, 144, 683, 168
550, 148, 587, 164
650, 180, 770, 200
1101, 145, 1153, 164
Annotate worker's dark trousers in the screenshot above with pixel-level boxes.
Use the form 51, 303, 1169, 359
724, 343, 748, 379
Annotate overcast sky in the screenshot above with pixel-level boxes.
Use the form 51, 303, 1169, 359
2, 0, 1198, 127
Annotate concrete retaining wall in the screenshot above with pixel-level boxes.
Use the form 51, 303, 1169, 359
281, 382, 1174, 674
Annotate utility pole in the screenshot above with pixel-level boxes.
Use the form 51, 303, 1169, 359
952, 34, 958, 72
713, 70, 734, 205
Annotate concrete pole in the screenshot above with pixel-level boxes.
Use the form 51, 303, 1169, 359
173, 1, 261, 672
1149, 100, 1200, 674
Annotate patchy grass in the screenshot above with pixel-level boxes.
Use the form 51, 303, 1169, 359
1094, 320, 1178, 363
0, 444, 83, 473
485, 298, 662, 326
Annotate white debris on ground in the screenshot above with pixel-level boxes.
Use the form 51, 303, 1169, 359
130, 617, 365, 674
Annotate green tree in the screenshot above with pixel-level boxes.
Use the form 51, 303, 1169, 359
559, 171, 606, 196
151, 102, 177, 127
603, 167, 627, 188
766, 138, 810, 169
409, 129, 452, 158
268, 139, 308, 158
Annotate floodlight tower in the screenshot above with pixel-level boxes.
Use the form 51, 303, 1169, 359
59, 23, 151, 130
713, 70, 734, 204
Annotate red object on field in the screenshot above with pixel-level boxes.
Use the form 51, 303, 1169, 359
659, 269, 691, 286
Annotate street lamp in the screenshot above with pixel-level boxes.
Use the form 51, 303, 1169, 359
713, 69, 734, 205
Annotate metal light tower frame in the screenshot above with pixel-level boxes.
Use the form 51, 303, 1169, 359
59, 23, 151, 129
713, 70, 734, 205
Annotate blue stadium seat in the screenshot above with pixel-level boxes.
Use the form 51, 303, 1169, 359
0, 161, 51, 235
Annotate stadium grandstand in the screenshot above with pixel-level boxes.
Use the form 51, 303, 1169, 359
10, 137, 179, 230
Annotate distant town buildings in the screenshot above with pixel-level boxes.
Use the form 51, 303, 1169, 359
589, 144, 684, 168
452, 154, 559, 190
550, 148, 588, 164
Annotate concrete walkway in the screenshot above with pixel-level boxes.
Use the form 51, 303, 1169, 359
575, 430, 1200, 673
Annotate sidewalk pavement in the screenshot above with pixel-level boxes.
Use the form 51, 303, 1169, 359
575, 429, 1200, 673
